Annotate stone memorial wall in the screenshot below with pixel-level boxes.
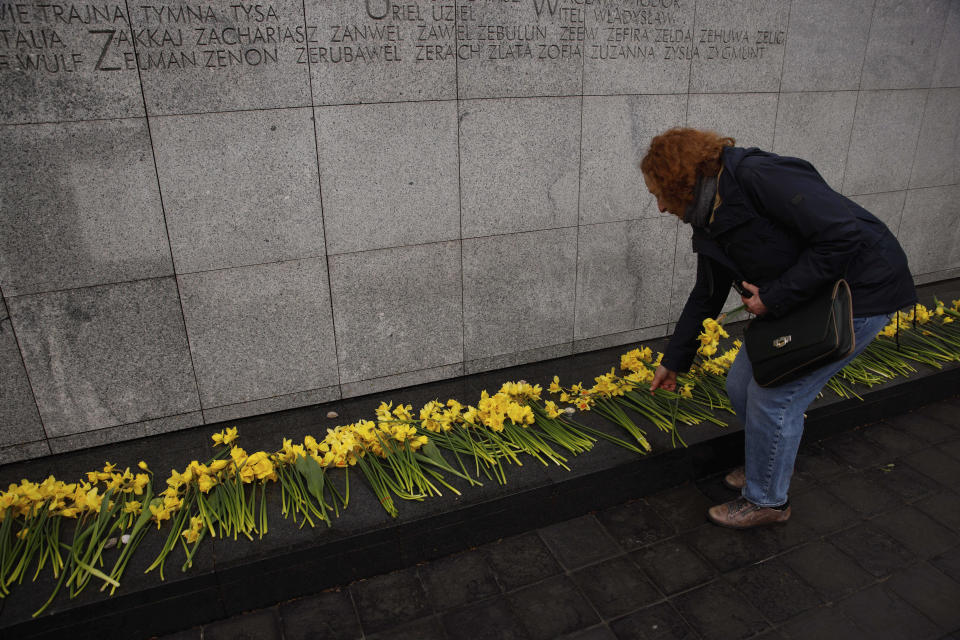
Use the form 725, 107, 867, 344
1, 0, 958, 462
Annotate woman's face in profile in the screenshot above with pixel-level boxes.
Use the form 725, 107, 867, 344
643, 173, 683, 218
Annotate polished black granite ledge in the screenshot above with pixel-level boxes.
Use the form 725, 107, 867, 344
2, 280, 959, 640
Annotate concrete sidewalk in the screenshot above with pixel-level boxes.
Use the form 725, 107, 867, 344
159, 395, 960, 640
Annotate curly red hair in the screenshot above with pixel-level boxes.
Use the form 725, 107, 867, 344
640, 128, 735, 214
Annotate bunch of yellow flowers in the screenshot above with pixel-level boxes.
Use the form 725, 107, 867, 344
697, 317, 729, 357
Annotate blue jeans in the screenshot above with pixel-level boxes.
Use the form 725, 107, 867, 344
725, 313, 891, 507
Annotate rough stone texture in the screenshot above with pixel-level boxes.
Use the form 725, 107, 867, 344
132, 0, 311, 115
932, 1, 960, 87
178, 259, 339, 409
463, 229, 576, 362
899, 186, 960, 276
780, 0, 874, 92
456, 0, 581, 99
579, 95, 686, 226
686, 93, 778, 150
910, 88, 960, 188
202, 387, 341, 425
860, 0, 953, 90
329, 242, 462, 384
842, 90, 927, 195
315, 101, 459, 255
849, 192, 906, 236
305, 0, 454, 105
151, 108, 326, 274
459, 97, 580, 238
688, 0, 790, 93
582, 1, 695, 95
0, 119, 172, 296
773, 91, 859, 192
7, 278, 200, 438
0, 314, 45, 448
574, 218, 676, 341
0, 1, 144, 124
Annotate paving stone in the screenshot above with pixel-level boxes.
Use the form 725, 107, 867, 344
481, 532, 563, 591
788, 486, 862, 535
886, 562, 960, 631
862, 423, 929, 458
350, 567, 431, 635
873, 505, 959, 558
916, 403, 960, 431
204, 609, 282, 640
941, 439, 960, 462
824, 472, 904, 516
671, 581, 769, 640
872, 462, 948, 502
839, 584, 939, 640
632, 539, 716, 596
825, 431, 890, 469
793, 446, 847, 481
571, 556, 661, 619
596, 499, 675, 551
559, 625, 618, 640
157, 629, 203, 640
440, 596, 530, 640
418, 550, 500, 612
931, 546, 960, 582
830, 523, 916, 578
280, 588, 362, 640
885, 413, 958, 443
683, 525, 782, 573
779, 605, 872, 640
780, 541, 875, 601
915, 493, 960, 533
538, 515, 622, 571
608, 601, 697, 640
903, 448, 960, 488
724, 558, 823, 623
694, 475, 741, 505
508, 575, 600, 640
368, 616, 447, 640
646, 484, 713, 533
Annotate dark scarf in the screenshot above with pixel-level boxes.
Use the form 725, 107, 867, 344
683, 175, 718, 229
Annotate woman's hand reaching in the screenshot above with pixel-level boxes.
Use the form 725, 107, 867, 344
650, 365, 677, 393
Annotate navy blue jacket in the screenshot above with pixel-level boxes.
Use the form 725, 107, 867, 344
662, 147, 917, 373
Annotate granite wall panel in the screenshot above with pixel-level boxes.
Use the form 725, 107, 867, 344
132, 0, 312, 114
910, 88, 960, 189
0, 1, 144, 124
860, 0, 952, 90
314, 101, 460, 255
574, 218, 677, 341
459, 96, 580, 238
779, 0, 874, 92
842, 90, 927, 196
579, 94, 687, 226
0, 1, 957, 458
0, 119, 172, 296
328, 242, 463, 385
463, 228, 577, 362
177, 258, 339, 410
773, 91, 858, 192
899, 186, 960, 276
7, 278, 201, 438
152, 108, 326, 274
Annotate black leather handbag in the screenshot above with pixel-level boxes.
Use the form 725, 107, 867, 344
744, 279, 855, 387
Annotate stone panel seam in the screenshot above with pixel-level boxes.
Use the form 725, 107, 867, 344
456, 0, 466, 369
302, 0, 343, 395
769, 0, 794, 151
122, 0, 204, 416
904, 87, 936, 212
572, 20, 586, 347
200, 384, 340, 414
839, 0, 878, 195
0, 283, 52, 449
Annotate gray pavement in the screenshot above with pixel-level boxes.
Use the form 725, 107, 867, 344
156, 395, 960, 640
